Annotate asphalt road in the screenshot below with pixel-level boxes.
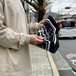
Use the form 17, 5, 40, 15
51, 38, 76, 76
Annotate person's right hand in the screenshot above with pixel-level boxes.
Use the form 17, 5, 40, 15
30, 35, 43, 45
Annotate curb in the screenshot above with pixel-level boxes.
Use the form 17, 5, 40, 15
47, 51, 60, 76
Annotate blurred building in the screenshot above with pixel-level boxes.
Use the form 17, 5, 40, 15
20, 0, 30, 23
30, 12, 38, 23
43, 11, 61, 21
60, 14, 76, 20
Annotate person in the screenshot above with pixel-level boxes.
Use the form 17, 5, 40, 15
0, 0, 46, 76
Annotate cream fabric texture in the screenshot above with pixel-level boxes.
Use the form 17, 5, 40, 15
0, 0, 41, 76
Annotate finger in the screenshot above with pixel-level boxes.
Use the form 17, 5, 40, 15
36, 36, 43, 40
43, 19, 47, 22
44, 19, 47, 21
37, 39, 43, 44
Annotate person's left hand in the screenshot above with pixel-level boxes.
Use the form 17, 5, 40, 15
40, 19, 47, 26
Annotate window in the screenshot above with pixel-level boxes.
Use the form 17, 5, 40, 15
58, 21, 75, 27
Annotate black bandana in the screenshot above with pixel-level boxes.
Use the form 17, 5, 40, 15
36, 15, 60, 53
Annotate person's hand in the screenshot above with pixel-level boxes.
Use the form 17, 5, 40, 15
30, 35, 43, 45
40, 19, 47, 26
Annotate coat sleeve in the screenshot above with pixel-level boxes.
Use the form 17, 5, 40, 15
0, 0, 30, 50
28, 22, 41, 34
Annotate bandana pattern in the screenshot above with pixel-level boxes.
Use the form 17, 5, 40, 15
36, 16, 60, 53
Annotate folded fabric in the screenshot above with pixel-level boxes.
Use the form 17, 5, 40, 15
36, 15, 60, 53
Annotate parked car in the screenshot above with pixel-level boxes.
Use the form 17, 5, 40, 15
57, 19, 76, 38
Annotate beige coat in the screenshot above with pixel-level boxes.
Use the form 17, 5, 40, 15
0, 0, 41, 76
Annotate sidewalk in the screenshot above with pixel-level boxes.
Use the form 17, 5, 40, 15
29, 45, 60, 76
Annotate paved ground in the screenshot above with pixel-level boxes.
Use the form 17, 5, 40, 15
52, 51, 76, 76
29, 45, 54, 76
